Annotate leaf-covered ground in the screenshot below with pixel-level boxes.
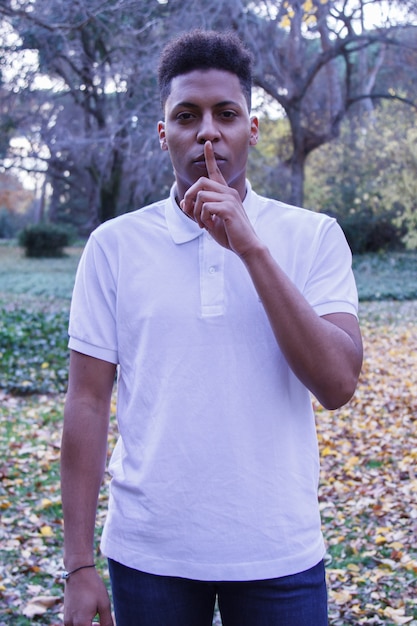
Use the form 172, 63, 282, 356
317, 301, 417, 625
0, 301, 416, 625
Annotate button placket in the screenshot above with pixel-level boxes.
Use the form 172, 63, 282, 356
199, 233, 225, 316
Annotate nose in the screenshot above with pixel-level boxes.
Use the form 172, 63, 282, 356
197, 113, 220, 144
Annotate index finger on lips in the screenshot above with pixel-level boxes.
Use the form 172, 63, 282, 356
204, 141, 227, 185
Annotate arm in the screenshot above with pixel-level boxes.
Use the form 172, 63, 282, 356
240, 243, 362, 409
61, 350, 117, 626
181, 142, 363, 410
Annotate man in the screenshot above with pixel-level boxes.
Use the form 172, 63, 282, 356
61, 29, 362, 626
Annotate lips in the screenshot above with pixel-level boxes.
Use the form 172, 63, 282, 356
192, 153, 226, 165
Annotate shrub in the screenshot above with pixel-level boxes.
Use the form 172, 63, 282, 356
18, 223, 72, 258
337, 211, 406, 254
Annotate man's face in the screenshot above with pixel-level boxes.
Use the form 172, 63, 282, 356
158, 69, 258, 201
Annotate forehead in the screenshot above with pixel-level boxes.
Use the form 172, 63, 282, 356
166, 69, 247, 109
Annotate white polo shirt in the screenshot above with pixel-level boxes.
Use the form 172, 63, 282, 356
69, 182, 358, 581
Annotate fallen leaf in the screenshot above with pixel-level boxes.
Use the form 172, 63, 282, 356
22, 595, 60, 618
383, 606, 413, 624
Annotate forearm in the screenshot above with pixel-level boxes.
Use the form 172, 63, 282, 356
241, 244, 362, 409
61, 395, 110, 569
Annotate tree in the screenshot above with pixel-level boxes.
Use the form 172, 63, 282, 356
0, 0, 251, 232
234, 0, 417, 205
303, 103, 416, 251
377, 108, 417, 250
0, 0, 175, 232
0, 171, 34, 237
1, 0, 417, 231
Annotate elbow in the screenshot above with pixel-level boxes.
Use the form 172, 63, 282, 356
319, 390, 354, 411
316, 371, 360, 411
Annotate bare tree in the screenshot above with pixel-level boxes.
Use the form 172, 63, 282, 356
1, 1, 171, 231
233, 0, 417, 205
0, 0, 249, 232
1, 0, 416, 228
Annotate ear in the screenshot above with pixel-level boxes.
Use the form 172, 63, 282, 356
157, 121, 168, 151
249, 116, 259, 146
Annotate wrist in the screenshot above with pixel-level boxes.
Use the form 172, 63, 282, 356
64, 549, 95, 572
61, 563, 96, 581
239, 241, 269, 264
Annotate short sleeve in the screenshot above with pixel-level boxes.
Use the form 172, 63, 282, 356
68, 233, 119, 364
304, 219, 358, 318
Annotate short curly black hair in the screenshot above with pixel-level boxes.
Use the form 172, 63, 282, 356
158, 29, 253, 111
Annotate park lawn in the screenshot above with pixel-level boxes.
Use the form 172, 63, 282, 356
1, 244, 417, 307
0, 243, 416, 625
0, 244, 81, 312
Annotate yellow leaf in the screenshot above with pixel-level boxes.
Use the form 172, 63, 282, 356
331, 589, 352, 604
404, 559, 417, 573
344, 455, 360, 469
375, 535, 387, 544
383, 606, 413, 624
41, 361, 49, 369
322, 446, 335, 457
347, 563, 360, 572
39, 525, 54, 537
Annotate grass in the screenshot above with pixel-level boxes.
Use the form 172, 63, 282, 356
0, 244, 81, 312
353, 252, 417, 301
1, 242, 416, 307
0, 244, 82, 396
0, 241, 416, 625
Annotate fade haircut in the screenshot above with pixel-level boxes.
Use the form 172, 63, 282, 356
158, 29, 253, 111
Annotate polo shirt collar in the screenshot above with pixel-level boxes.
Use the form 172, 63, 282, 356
165, 181, 259, 244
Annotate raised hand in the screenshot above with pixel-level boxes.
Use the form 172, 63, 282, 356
180, 141, 260, 257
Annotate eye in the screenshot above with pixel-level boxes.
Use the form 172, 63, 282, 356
176, 112, 195, 122
220, 110, 237, 120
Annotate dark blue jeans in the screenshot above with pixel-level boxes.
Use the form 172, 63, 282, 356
108, 559, 328, 626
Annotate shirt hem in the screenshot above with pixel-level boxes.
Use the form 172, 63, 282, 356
100, 537, 326, 582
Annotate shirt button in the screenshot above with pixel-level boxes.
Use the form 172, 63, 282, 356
208, 266, 216, 274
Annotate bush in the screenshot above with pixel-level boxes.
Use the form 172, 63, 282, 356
18, 223, 72, 258
338, 211, 406, 255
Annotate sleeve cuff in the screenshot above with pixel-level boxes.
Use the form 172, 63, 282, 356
68, 337, 118, 364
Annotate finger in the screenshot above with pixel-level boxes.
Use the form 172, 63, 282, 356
204, 141, 227, 185
200, 201, 220, 227
179, 197, 195, 219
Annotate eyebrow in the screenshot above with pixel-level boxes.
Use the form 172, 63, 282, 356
173, 100, 242, 110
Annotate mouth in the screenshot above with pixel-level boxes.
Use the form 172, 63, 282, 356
192, 153, 226, 166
